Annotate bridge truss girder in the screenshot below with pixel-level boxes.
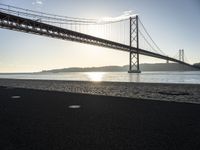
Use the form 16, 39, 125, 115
0, 11, 130, 52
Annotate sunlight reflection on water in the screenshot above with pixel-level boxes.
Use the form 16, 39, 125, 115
84, 72, 105, 82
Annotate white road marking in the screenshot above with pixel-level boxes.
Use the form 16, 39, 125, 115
11, 96, 21, 99
68, 105, 81, 109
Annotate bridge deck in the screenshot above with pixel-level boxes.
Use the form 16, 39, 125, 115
0, 11, 197, 69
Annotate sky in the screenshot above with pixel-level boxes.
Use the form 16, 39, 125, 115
0, 0, 199, 72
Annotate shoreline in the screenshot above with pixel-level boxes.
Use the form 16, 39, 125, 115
0, 78, 200, 104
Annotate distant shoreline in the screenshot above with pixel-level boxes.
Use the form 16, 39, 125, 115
0, 63, 199, 74
41, 63, 199, 73
0, 70, 200, 74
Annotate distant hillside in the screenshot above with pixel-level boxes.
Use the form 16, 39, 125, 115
41, 66, 127, 73
139, 63, 198, 71
41, 63, 199, 73
194, 63, 200, 68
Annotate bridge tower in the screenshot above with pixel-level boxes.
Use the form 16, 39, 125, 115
179, 49, 184, 62
128, 15, 141, 73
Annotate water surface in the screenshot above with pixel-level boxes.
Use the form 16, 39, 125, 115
0, 71, 200, 84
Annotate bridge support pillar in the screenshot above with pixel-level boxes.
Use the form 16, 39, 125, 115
128, 15, 141, 73
128, 51, 140, 73
179, 49, 184, 62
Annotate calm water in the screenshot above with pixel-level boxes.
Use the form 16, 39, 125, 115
0, 71, 200, 84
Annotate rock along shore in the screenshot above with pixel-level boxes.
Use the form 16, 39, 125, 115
0, 78, 200, 104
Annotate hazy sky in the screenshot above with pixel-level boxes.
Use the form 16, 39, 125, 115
0, 0, 199, 72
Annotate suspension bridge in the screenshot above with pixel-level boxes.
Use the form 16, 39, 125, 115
0, 4, 198, 73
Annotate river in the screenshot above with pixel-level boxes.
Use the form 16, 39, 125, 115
0, 71, 200, 84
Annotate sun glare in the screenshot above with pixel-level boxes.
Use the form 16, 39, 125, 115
87, 26, 106, 39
